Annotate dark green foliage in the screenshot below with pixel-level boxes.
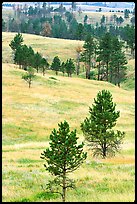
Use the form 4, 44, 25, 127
124, 9, 130, 19
81, 90, 125, 158
116, 16, 124, 25
15, 45, 34, 70
2, 18, 6, 31
51, 56, 61, 75
65, 58, 75, 77
109, 36, 127, 87
124, 25, 135, 58
40, 57, 49, 76
76, 23, 84, 40
14, 45, 24, 68
22, 67, 35, 88
33, 52, 42, 73
41, 121, 87, 202
9, 33, 23, 52
100, 15, 105, 25
84, 15, 88, 24
60, 62, 66, 76
81, 35, 96, 79
98, 32, 112, 81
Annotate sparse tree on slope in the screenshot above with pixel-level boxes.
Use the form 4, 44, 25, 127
81, 90, 125, 159
41, 121, 87, 202
22, 67, 35, 88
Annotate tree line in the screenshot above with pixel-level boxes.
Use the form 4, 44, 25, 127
9, 32, 128, 88
9, 33, 76, 86
2, 3, 135, 57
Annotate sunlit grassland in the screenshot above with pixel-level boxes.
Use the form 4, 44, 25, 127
2, 62, 135, 202
2, 32, 84, 64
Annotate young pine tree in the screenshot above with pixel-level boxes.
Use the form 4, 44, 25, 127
41, 121, 87, 202
22, 67, 35, 88
81, 90, 125, 159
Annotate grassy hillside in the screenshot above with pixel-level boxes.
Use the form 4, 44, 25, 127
2, 32, 84, 64
2, 32, 135, 91
2, 61, 135, 202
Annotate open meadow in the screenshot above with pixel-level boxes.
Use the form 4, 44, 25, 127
2, 32, 135, 202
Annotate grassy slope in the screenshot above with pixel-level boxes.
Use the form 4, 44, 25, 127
2, 32, 84, 64
2, 32, 135, 202
2, 32, 135, 90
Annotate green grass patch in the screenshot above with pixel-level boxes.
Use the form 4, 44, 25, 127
17, 158, 41, 164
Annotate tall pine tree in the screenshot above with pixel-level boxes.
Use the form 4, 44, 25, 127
81, 90, 125, 158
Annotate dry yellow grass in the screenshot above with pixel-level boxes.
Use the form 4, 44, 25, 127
2, 32, 84, 64
2, 30, 135, 202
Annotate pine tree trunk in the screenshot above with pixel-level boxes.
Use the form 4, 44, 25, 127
102, 142, 107, 158
97, 62, 100, 80
86, 64, 90, 79
29, 81, 31, 88
62, 171, 66, 202
117, 65, 120, 87
106, 61, 109, 81
76, 53, 80, 75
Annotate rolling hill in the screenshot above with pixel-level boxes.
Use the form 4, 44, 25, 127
2, 32, 135, 202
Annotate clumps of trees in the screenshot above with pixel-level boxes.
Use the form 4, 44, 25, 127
3, 2, 135, 46
41, 90, 125, 201
80, 32, 128, 87
9, 33, 76, 87
51, 56, 75, 77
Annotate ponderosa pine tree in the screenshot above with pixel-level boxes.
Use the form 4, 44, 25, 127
60, 61, 66, 76
98, 32, 113, 81
65, 58, 75, 77
109, 36, 127, 87
9, 33, 23, 52
40, 57, 49, 76
41, 121, 87, 202
33, 52, 42, 73
51, 56, 61, 75
81, 34, 96, 79
81, 90, 125, 158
